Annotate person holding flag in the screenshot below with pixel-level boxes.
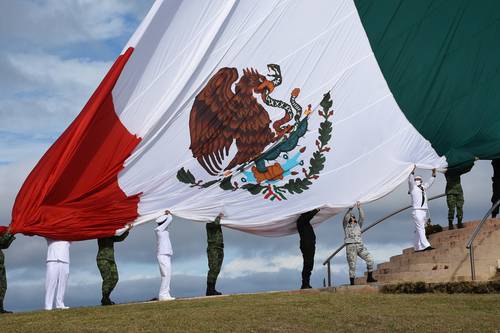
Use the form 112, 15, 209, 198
206, 212, 224, 296
296, 209, 320, 289
343, 202, 376, 285
45, 239, 71, 310
445, 163, 473, 229
409, 166, 437, 252
155, 210, 175, 301
96, 228, 130, 306
0, 226, 15, 314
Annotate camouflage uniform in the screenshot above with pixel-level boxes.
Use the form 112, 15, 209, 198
345, 243, 374, 279
0, 232, 15, 313
206, 216, 224, 288
492, 159, 500, 218
96, 231, 128, 303
445, 164, 473, 228
297, 209, 320, 289
343, 207, 374, 280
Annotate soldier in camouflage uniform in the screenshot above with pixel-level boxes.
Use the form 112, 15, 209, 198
343, 203, 376, 285
491, 159, 500, 218
96, 230, 129, 305
206, 212, 224, 296
0, 227, 15, 314
445, 163, 473, 229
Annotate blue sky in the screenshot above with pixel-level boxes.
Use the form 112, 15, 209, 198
0, 0, 496, 312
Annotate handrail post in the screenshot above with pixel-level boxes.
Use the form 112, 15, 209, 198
327, 261, 332, 287
469, 245, 475, 281
466, 198, 500, 282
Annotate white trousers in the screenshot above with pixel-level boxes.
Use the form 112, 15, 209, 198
157, 254, 172, 299
412, 209, 431, 251
45, 261, 69, 310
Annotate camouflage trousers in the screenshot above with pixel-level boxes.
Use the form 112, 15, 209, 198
346, 243, 374, 279
207, 245, 224, 284
447, 193, 464, 224
97, 259, 119, 297
0, 263, 6, 309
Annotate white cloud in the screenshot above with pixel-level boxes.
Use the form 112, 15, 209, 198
0, 0, 153, 47
8, 53, 110, 90
0, 155, 44, 222
0, 53, 111, 134
221, 248, 348, 278
222, 255, 302, 278
0, 1, 153, 134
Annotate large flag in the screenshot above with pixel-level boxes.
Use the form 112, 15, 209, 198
10, 0, 500, 240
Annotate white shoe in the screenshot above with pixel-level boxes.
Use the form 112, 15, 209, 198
45, 308, 53, 311
56, 306, 70, 310
158, 296, 175, 301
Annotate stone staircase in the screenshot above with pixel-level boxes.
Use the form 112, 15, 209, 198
355, 218, 500, 284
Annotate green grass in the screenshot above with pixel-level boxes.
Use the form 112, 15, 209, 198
2, 290, 500, 332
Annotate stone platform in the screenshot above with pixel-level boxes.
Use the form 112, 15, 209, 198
355, 218, 500, 285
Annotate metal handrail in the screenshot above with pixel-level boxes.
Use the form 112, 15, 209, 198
465, 198, 500, 281
323, 193, 446, 287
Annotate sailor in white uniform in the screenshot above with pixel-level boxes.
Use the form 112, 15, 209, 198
408, 166, 436, 252
155, 210, 174, 301
45, 239, 71, 310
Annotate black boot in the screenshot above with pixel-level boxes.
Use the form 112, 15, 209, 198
457, 220, 464, 229
206, 282, 222, 296
349, 277, 355, 286
101, 295, 115, 306
301, 280, 312, 289
367, 271, 377, 283
0, 305, 12, 314
448, 221, 454, 230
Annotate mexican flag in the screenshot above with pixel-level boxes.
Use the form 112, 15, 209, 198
10, 0, 500, 240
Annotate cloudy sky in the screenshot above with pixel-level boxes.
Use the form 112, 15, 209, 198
0, 0, 496, 312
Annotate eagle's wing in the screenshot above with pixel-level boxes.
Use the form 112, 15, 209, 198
226, 103, 275, 171
189, 67, 238, 175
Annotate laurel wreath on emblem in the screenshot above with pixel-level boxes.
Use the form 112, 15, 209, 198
177, 64, 333, 201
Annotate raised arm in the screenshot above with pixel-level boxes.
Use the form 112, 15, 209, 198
298, 209, 320, 224
343, 208, 353, 228
0, 233, 15, 249
424, 169, 437, 190
155, 214, 173, 232
212, 211, 225, 225
358, 205, 365, 228
408, 170, 415, 193
113, 230, 129, 243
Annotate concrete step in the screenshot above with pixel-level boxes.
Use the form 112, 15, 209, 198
376, 261, 392, 271
366, 262, 454, 276
429, 219, 500, 244
395, 247, 459, 263
363, 273, 474, 284
399, 225, 497, 256
402, 248, 413, 255
351, 219, 500, 285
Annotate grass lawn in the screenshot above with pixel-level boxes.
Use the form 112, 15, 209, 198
2, 289, 500, 332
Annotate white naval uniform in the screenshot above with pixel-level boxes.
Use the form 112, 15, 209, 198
408, 174, 436, 251
155, 214, 173, 300
45, 239, 71, 310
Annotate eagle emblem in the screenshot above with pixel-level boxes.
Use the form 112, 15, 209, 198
177, 64, 334, 201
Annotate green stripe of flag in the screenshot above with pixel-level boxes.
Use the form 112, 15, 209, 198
355, 0, 500, 166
